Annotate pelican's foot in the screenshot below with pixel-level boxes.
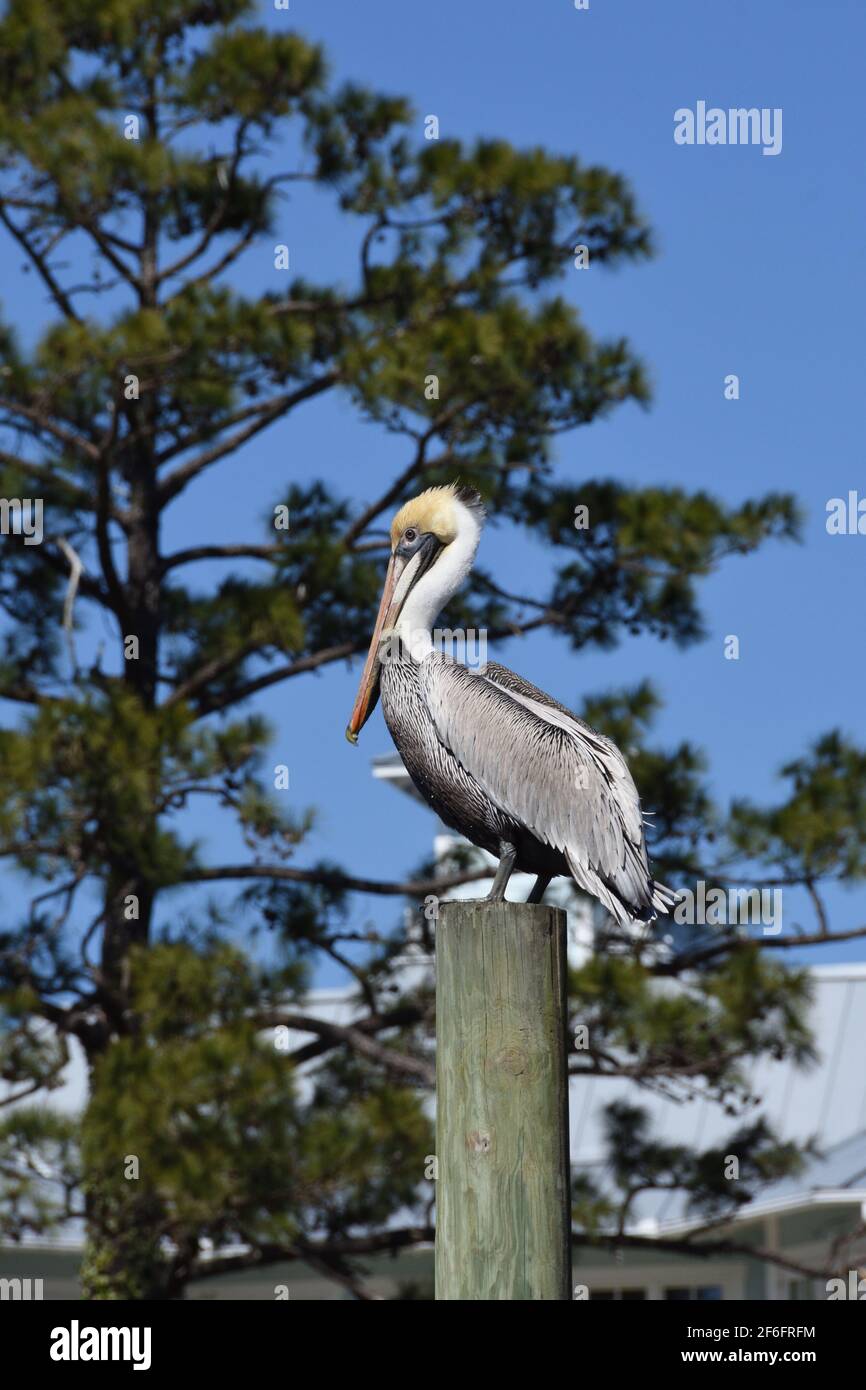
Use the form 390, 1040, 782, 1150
484, 842, 517, 902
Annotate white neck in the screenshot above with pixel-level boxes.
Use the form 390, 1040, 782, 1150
395, 501, 482, 662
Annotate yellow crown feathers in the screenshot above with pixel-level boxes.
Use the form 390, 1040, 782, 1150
389, 483, 485, 550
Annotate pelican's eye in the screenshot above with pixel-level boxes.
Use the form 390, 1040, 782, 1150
404, 528, 417, 544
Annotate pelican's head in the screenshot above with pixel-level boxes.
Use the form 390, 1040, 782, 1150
346, 483, 485, 743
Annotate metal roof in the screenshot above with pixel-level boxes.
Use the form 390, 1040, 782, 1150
570, 965, 866, 1166
568, 967, 866, 1230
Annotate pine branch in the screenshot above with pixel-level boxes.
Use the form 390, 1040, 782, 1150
180, 862, 487, 898
76, 213, 142, 297
0, 396, 100, 461
176, 640, 364, 716
172, 169, 318, 295
187, 1225, 435, 1285
285, 1004, 426, 1067
0, 204, 81, 321
342, 432, 464, 548
156, 119, 253, 286
0, 449, 95, 513
258, 1009, 433, 1085
0, 679, 47, 706
155, 398, 290, 468
157, 373, 340, 505
162, 637, 272, 710
160, 543, 281, 573
654, 923, 866, 975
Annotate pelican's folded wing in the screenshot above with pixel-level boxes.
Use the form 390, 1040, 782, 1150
417, 653, 668, 923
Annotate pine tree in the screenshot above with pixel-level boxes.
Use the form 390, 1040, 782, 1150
0, 2, 862, 1298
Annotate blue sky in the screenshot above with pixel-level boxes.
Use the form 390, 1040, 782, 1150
2, 0, 865, 979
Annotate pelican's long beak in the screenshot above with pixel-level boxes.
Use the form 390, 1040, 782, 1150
346, 536, 441, 744
346, 552, 403, 744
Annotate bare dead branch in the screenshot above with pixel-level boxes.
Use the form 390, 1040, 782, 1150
55, 537, 84, 671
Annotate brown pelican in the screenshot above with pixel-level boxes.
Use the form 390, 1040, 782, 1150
347, 484, 676, 925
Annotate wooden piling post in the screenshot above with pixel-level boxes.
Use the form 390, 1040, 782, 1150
435, 899, 571, 1300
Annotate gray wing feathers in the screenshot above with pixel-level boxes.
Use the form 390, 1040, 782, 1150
418, 654, 666, 924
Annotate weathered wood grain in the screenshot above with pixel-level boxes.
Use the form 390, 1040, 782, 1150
435, 900, 571, 1300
